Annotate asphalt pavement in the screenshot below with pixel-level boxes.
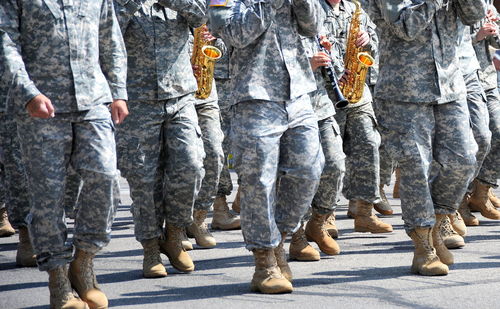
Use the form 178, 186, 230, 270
1, 175, 500, 309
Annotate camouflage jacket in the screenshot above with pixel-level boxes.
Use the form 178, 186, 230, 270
0, 0, 127, 113
208, 0, 323, 104
368, 0, 486, 104
457, 21, 480, 76
114, 0, 207, 101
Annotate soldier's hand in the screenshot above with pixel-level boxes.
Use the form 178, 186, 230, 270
26, 94, 55, 118
319, 35, 332, 51
111, 99, 129, 125
310, 52, 331, 71
339, 70, 350, 87
487, 7, 498, 22
356, 30, 370, 48
476, 23, 498, 41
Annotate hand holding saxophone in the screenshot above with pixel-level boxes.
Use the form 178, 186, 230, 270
355, 30, 370, 48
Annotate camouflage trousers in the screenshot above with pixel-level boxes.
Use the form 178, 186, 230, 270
311, 116, 346, 215
0, 113, 30, 228
334, 103, 381, 203
377, 99, 477, 232
116, 96, 204, 242
63, 167, 83, 218
465, 72, 492, 191
16, 105, 120, 271
231, 96, 324, 250
194, 101, 224, 211
477, 87, 500, 187
373, 98, 396, 186
215, 78, 233, 197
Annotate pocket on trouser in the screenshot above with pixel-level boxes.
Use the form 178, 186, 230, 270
116, 134, 143, 178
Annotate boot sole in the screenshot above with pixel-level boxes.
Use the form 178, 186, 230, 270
211, 224, 241, 230
354, 227, 393, 233
250, 283, 293, 294
289, 254, 320, 262
444, 240, 465, 249
373, 205, 394, 216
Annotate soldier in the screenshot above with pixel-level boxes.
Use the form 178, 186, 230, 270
466, 3, 500, 221
454, 21, 492, 233
1, 0, 128, 307
323, 0, 393, 234
289, 35, 346, 262
368, 0, 485, 276
209, 0, 325, 294
187, 29, 240, 250
114, 0, 206, 278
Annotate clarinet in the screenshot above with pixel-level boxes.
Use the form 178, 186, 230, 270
315, 36, 349, 109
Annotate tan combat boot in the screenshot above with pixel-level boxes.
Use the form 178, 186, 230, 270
305, 211, 340, 255
489, 188, 500, 208
274, 233, 292, 282
324, 213, 338, 239
48, 265, 88, 309
250, 249, 293, 294
232, 188, 241, 214
352, 200, 393, 233
432, 215, 454, 265
458, 193, 479, 226
393, 168, 401, 198
159, 224, 194, 272
374, 184, 394, 216
180, 229, 193, 251
141, 238, 167, 278
69, 249, 108, 309
289, 223, 320, 261
347, 200, 356, 219
448, 212, 466, 237
408, 227, 449, 276
16, 226, 37, 267
439, 216, 465, 249
468, 180, 500, 219
212, 196, 241, 230
186, 209, 216, 248
0, 207, 15, 237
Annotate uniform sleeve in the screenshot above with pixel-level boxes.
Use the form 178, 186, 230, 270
209, 0, 285, 49
371, 0, 443, 41
0, 1, 41, 108
158, 0, 207, 27
113, 0, 146, 34
455, 0, 487, 26
292, 0, 323, 37
99, 0, 128, 101
363, 9, 378, 57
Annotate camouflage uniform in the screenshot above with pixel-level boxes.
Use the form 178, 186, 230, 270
471, 4, 500, 188
209, 0, 324, 249
114, 0, 206, 242
369, 0, 484, 232
0, 64, 30, 229
214, 41, 234, 198
323, 0, 382, 204
302, 36, 346, 216
360, 0, 394, 187
191, 35, 225, 212
457, 22, 491, 190
1, 0, 127, 271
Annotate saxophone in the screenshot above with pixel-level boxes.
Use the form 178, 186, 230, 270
191, 25, 222, 99
340, 0, 375, 103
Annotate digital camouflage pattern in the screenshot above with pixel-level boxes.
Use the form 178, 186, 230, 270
302, 36, 345, 215
0, 0, 127, 113
0, 113, 30, 228
469, 3, 500, 188
215, 78, 234, 197
114, 0, 206, 101
114, 0, 206, 240
369, 0, 487, 104
17, 107, 121, 271
116, 99, 205, 241
230, 98, 324, 249
1, 0, 127, 271
209, 0, 324, 249
320, 0, 382, 204
208, 0, 323, 104
457, 23, 492, 191
370, 0, 484, 231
